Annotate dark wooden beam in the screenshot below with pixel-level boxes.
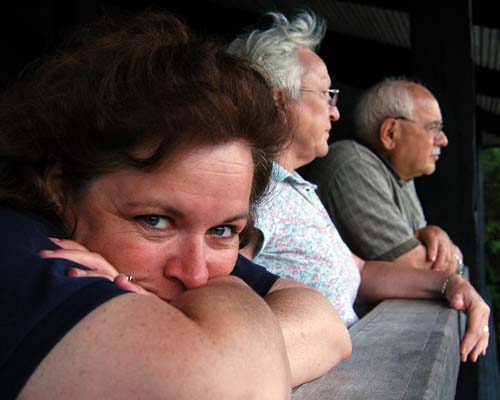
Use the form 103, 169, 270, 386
473, 0, 500, 29
410, 0, 481, 285
476, 66, 500, 98
320, 31, 412, 89
333, 0, 408, 12
477, 109, 500, 139
409, 2, 497, 398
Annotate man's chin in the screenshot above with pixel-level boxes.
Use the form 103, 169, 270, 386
424, 164, 437, 176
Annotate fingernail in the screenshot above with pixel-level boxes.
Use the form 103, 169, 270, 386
67, 268, 79, 276
114, 273, 125, 281
39, 250, 54, 256
48, 237, 61, 242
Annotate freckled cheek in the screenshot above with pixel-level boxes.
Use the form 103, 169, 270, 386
206, 248, 239, 278
99, 240, 160, 276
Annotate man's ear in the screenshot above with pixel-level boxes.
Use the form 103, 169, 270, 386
379, 118, 398, 151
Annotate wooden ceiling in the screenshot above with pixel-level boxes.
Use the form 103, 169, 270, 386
209, 0, 500, 146
2, 1, 498, 144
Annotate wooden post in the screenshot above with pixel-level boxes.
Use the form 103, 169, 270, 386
409, 2, 488, 399
410, 2, 482, 288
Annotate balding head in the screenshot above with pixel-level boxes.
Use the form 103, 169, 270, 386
356, 78, 448, 180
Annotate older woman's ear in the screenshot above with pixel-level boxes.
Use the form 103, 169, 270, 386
272, 88, 290, 113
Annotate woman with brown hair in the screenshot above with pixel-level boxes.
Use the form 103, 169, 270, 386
0, 12, 350, 399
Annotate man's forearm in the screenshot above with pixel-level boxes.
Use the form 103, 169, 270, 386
394, 244, 434, 270
357, 260, 446, 304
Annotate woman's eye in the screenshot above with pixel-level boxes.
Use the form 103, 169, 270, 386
137, 215, 170, 229
209, 225, 234, 238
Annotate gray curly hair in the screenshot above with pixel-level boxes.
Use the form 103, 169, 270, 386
227, 10, 326, 100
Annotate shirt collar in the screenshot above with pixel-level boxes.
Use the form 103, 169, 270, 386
379, 155, 411, 187
355, 140, 412, 187
272, 162, 318, 189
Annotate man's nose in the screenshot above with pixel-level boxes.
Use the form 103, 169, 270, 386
163, 239, 210, 290
435, 130, 448, 147
330, 105, 340, 122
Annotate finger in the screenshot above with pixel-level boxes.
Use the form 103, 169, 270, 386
48, 237, 90, 251
433, 242, 448, 270
426, 236, 439, 262
67, 267, 116, 282
460, 330, 480, 362
114, 274, 154, 296
431, 260, 451, 272
462, 334, 489, 362
448, 293, 465, 311
39, 248, 118, 276
459, 312, 490, 361
473, 336, 489, 361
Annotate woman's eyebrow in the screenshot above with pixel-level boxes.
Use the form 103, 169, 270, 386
124, 200, 186, 219
124, 200, 249, 223
222, 213, 249, 224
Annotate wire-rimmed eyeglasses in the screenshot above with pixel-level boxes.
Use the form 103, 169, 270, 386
300, 88, 339, 107
392, 116, 444, 139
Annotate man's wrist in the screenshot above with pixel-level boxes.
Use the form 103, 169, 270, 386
455, 254, 465, 275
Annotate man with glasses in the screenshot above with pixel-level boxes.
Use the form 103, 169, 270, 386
306, 78, 462, 274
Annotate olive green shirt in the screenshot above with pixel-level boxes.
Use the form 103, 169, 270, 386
306, 139, 426, 261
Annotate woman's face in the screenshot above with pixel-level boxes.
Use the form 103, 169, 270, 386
64, 141, 254, 301
288, 48, 339, 168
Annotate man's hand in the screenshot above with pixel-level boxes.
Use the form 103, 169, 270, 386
445, 275, 490, 362
415, 225, 462, 273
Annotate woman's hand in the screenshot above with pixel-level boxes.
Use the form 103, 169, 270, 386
445, 274, 490, 362
39, 238, 153, 296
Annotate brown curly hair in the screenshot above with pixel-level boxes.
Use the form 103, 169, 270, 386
0, 12, 291, 244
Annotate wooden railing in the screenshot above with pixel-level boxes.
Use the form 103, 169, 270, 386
292, 298, 463, 400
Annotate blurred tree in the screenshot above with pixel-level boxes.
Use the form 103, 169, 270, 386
483, 147, 500, 360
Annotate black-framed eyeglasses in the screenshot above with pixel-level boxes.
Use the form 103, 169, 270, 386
300, 88, 339, 107
393, 116, 444, 139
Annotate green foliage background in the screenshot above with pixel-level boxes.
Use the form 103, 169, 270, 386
483, 148, 500, 356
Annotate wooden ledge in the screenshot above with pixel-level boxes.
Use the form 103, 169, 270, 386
292, 298, 462, 400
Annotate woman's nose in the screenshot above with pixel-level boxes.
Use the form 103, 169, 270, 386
163, 239, 210, 290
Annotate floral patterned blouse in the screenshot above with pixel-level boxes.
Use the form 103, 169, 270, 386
253, 163, 361, 326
